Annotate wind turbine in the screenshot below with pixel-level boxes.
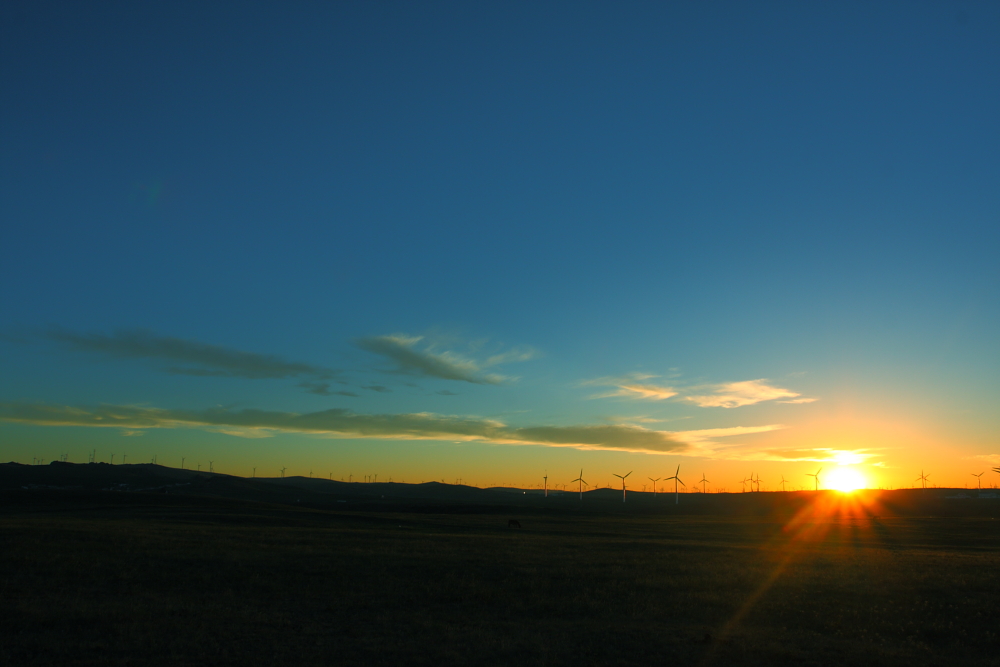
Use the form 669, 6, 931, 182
543, 474, 548, 498
613, 471, 632, 502
280, 467, 286, 478
571, 469, 588, 500
755, 475, 763, 493
699, 473, 710, 494
916, 470, 929, 489
972, 472, 985, 489
780, 475, 787, 492
665, 465, 685, 505
806, 467, 823, 491
741, 477, 749, 493
648, 477, 660, 495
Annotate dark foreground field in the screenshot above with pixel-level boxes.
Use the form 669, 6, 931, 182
2, 489, 999, 667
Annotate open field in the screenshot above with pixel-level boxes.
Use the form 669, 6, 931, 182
2, 485, 999, 666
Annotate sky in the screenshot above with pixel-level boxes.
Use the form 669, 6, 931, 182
2, 1, 998, 491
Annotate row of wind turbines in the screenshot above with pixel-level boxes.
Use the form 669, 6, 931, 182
569, 465, 692, 504
551, 465, 1000, 501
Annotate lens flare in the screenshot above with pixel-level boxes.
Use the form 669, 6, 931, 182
825, 467, 866, 492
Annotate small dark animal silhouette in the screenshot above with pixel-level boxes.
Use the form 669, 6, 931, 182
508, 519, 521, 528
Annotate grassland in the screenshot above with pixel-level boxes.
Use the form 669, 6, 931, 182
2, 490, 999, 666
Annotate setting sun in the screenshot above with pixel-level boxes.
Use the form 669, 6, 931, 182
825, 467, 866, 492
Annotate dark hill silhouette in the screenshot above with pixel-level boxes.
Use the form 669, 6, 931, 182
2, 461, 998, 517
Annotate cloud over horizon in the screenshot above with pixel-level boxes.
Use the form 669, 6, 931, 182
0, 401, 689, 454
355, 334, 535, 385
582, 373, 678, 400
683, 379, 809, 408
41, 327, 335, 381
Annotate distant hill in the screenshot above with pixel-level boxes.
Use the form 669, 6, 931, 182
2, 461, 998, 517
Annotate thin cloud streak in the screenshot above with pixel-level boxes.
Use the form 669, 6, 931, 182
0, 402, 689, 454
583, 373, 678, 400
355, 334, 534, 385
42, 327, 334, 380
684, 379, 804, 408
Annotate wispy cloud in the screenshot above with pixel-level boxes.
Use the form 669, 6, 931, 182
355, 334, 535, 384
41, 327, 335, 381
759, 448, 877, 463
298, 381, 357, 396
964, 454, 1000, 465
683, 379, 808, 408
582, 373, 678, 400
673, 425, 787, 443
582, 374, 815, 407
0, 402, 688, 454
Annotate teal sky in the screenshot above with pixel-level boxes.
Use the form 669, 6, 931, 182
2, 2, 999, 491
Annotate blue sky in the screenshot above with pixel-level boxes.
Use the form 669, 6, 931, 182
2, 1, 998, 489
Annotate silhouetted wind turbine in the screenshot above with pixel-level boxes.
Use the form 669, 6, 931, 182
648, 477, 660, 495
916, 470, 929, 489
699, 473, 709, 494
543, 474, 548, 498
280, 467, 286, 478
613, 471, 632, 502
780, 475, 787, 492
209, 461, 213, 473
571, 469, 588, 500
972, 472, 985, 489
741, 477, 749, 493
665, 465, 685, 505
181, 457, 185, 470
755, 474, 763, 492
806, 467, 822, 491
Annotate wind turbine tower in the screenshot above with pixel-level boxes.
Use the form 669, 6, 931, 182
543, 474, 548, 498
972, 472, 984, 489
699, 473, 709, 494
806, 467, 822, 491
648, 477, 660, 495
916, 470, 929, 489
613, 471, 632, 502
780, 475, 787, 492
666, 465, 685, 505
571, 470, 588, 500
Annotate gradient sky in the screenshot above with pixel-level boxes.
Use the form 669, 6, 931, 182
2, 1, 998, 491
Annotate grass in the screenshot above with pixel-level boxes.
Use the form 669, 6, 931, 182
2, 491, 999, 666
